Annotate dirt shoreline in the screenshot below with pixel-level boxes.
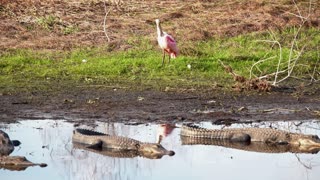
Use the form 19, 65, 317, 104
1, 86, 319, 124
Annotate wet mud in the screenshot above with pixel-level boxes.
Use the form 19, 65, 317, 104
0, 87, 319, 124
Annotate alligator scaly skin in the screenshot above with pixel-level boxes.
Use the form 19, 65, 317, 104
0, 130, 15, 156
0, 130, 21, 156
180, 124, 320, 146
72, 128, 175, 158
180, 136, 320, 154
72, 128, 142, 150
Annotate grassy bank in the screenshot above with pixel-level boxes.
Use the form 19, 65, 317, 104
0, 28, 319, 93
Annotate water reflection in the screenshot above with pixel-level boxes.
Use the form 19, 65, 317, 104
181, 136, 320, 154
156, 124, 177, 143
0, 120, 319, 180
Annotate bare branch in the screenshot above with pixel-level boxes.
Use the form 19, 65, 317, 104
250, 55, 276, 79
256, 40, 282, 85
284, 12, 308, 20
253, 0, 314, 87
103, 1, 112, 42
294, 154, 312, 170
310, 47, 320, 83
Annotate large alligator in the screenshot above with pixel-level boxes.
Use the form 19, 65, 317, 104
72, 128, 175, 159
180, 124, 320, 153
0, 130, 47, 171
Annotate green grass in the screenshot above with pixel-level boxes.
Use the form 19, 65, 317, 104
0, 28, 319, 93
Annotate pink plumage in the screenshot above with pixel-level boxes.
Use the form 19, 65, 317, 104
155, 19, 179, 65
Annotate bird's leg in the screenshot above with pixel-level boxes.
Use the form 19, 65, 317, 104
157, 135, 163, 144
168, 54, 171, 64
162, 50, 166, 66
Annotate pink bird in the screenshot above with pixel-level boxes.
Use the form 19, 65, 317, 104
155, 19, 179, 66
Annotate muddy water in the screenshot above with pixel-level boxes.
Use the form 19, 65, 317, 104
1, 120, 320, 180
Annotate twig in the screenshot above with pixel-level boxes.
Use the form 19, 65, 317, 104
103, 1, 112, 42
277, 45, 306, 84
284, 12, 308, 20
262, 108, 299, 113
250, 55, 276, 79
295, 154, 312, 170
257, 69, 287, 80
310, 47, 319, 83
256, 40, 282, 85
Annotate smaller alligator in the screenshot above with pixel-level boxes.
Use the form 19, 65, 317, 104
72, 128, 175, 158
0, 130, 47, 171
181, 124, 320, 148
0, 130, 21, 156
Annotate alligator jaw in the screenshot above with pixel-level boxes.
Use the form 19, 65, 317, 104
296, 138, 320, 151
139, 149, 175, 159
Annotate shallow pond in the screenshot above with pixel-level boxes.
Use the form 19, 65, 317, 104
1, 120, 320, 180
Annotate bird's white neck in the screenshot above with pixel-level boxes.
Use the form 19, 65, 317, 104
156, 20, 163, 37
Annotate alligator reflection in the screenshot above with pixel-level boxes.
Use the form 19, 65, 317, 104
181, 136, 320, 154
0, 156, 47, 171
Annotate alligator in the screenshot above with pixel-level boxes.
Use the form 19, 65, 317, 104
74, 142, 170, 159
180, 124, 320, 151
0, 130, 21, 156
0, 130, 47, 171
72, 128, 175, 159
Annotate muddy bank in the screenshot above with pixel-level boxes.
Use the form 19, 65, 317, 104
0, 86, 319, 124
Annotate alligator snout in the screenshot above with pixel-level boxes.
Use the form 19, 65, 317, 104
138, 143, 176, 159
167, 150, 175, 156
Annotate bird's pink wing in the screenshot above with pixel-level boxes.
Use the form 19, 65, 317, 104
165, 35, 179, 57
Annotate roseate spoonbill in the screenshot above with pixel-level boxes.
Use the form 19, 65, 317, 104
155, 19, 179, 66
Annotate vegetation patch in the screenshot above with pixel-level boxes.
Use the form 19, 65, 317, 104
0, 28, 319, 93
0, 0, 319, 93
